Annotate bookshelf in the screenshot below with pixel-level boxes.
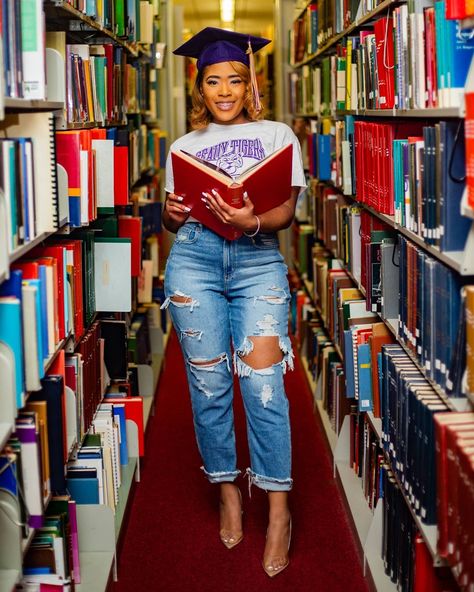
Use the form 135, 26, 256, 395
0, 1, 169, 589
289, 0, 474, 589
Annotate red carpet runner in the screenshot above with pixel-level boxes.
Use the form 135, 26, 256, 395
112, 331, 370, 592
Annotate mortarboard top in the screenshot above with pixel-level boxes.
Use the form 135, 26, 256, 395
173, 27, 271, 71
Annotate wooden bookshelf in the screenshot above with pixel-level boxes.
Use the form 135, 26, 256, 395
45, 1, 145, 58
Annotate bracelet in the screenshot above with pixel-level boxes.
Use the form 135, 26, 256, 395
243, 215, 261, 237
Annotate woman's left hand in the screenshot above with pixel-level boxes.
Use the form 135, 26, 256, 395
202, 190, 258, 233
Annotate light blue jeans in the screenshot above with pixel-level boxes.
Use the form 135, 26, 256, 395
162, 223, 294, 492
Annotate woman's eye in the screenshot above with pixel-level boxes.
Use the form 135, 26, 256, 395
231, 79, 242, 85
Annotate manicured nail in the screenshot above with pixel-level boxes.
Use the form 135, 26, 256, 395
201, 191, 208, 197
211, 189, 218, 196
176, 195, 184, 201
183, 206, 191, 212
243, 191, 248, 198
205, 205, 210, 210
201, 197, 207, 203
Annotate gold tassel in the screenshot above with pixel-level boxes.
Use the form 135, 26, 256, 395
246, 40, 262, 113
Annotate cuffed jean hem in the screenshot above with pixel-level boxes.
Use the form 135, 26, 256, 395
200, 466, 241, 484
246, 468, 293, 492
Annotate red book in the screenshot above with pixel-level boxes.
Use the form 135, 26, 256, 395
433, 412, 474, 558
446, 0, 467, 19
11, 261, 39, 279
465, 93, 474, 209
171, 143, 293, 240
369, 323, 395, 418
114, 146, 129, 205
56, 132, 82, 227
118, 216, 142, 277
374, 17, 395, 109
103, 396, 144, 456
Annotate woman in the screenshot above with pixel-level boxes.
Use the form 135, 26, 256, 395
162, 27, 306, 577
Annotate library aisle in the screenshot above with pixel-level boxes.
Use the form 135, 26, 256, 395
112, 330, 369, 591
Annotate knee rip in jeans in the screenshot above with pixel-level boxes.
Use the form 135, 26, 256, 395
188, 353, 231, 398
161, 290, 199, 312
234, 335, 295, 407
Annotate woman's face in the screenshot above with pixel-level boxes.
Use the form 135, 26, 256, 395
201, 62, 248, 125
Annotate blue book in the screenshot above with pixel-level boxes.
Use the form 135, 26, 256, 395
85, 0, 97, 17
0, 454, 18, 496
23, 279, 45, 374
0, 297, 24, 408
357, 342, 373, 412
112, 403, 129, 465
317, 134, 331, 181
446, 17, 474, 106
440, 121, 471, 251
66, 477, 100, 504
0, 269, 23, 299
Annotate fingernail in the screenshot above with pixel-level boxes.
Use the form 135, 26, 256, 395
176, 195, 184, 201
205, 205, 210, 210
243, 191, 248, 198
201, 192, 208, 197
201, 197, 207, 203
183, 206, 191, 212
211, 189, 218, 196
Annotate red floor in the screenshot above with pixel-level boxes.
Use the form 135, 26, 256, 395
111, 331, 370, 592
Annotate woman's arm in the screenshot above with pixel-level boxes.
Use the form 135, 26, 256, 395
162, 192, 191, 233
202, 187, 300, 234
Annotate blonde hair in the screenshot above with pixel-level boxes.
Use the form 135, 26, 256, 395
189, 61, 264, 130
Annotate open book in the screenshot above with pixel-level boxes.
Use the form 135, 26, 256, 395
171, 143, 293, 240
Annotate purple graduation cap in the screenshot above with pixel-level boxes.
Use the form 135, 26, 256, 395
173, 27, 271, 112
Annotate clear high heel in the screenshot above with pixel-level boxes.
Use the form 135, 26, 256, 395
219, 487, 243, 549
262, 517, 292, 577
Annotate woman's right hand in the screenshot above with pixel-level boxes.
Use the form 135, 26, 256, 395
164, 193, 191, 230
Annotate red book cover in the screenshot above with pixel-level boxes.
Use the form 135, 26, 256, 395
32, 246, 67, 341
56, 132, 82, 226
433, 412, 474, 558
11, 261, 39, 278
374, 17, 395, 109
424, 8, 438, 108
103, 396, 144, 456
369, 323, 395, 418
446, 0, 467, 19
118, 216, 142, 277
465, 92, 474, 209
114, 146, 129, 205
171, 143, 293, 240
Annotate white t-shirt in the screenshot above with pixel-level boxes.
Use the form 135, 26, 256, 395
165, 120, 307, 194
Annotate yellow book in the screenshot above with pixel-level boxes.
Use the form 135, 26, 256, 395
345, 39, 352, 110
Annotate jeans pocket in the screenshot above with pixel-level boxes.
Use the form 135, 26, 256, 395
251, 233, 280, 250
175, 223, 202, 244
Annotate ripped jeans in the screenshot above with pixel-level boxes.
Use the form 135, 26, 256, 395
162, 222, 293, 492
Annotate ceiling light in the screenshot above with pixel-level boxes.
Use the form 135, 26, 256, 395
220, 0, 235, 24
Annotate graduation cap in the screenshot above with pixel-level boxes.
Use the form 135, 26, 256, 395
173, 27, 271, 112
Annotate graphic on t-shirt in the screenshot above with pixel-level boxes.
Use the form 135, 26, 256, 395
195, 138, 266, 176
